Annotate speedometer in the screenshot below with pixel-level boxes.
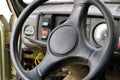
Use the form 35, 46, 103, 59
24, 25, 35, 36
94, 23, 108, 46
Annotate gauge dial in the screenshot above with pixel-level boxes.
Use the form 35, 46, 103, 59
24, 25, 35, 36
94, 23, 108, 46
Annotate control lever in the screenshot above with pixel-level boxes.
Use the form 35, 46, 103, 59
25, 36, 47, 47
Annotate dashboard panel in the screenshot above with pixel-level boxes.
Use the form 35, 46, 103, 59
19, 1, 120, 51
22, 14, 120, 52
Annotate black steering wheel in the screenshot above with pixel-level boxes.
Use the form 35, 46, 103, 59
10, 0, 115, 80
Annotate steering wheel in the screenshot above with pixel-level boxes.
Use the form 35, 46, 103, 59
10, 0, 115, 80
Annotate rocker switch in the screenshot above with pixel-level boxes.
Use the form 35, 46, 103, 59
42, 17, 50, 27
41, 29, 49, 40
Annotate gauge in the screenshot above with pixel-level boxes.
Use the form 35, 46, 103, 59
94, 23, 108, 46
24, 25, 35, 36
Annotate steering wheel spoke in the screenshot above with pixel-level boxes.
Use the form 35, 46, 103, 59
83, 47, 110, 79
77, 42, 94, 61
24, 51, 64, 79
65, 2, 89, 30
37, 51, 62, 79
25, 67, 41, 80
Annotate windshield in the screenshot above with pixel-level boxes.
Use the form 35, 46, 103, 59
0, 0, 11, 22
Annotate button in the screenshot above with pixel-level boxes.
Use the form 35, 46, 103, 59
118, 43, 120, 49
42, 18, 50, 27
41, 30, 49, 35
118, 37, 120, 49
42, 22, 49, 27
41, 29, 49, 40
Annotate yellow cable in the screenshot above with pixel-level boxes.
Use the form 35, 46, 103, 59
34, 52, 44, 66
36, 53, 41, 64
34, 56, 38, 66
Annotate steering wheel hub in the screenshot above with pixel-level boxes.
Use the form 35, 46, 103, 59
49, 26, 78, 55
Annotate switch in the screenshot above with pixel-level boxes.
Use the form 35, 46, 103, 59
40, 15, 52, 40
118, 37, 120, 49
41, 30, 49, 35
42, 17, 50, 27
41, 29, 49, 40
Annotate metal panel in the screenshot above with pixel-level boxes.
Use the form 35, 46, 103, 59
0, 15, 10, 80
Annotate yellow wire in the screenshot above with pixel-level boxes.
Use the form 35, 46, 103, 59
34, 56, 38, 66
36, 53, 41, 64
34, 52, 43, 66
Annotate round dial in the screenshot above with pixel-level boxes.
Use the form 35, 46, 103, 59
24, 25, 35, 36
94, 23, 108, 46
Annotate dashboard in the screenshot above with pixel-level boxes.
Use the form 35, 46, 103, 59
22, 3, 120, 52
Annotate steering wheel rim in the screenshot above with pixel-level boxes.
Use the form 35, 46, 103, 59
10, 0, 115, 80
